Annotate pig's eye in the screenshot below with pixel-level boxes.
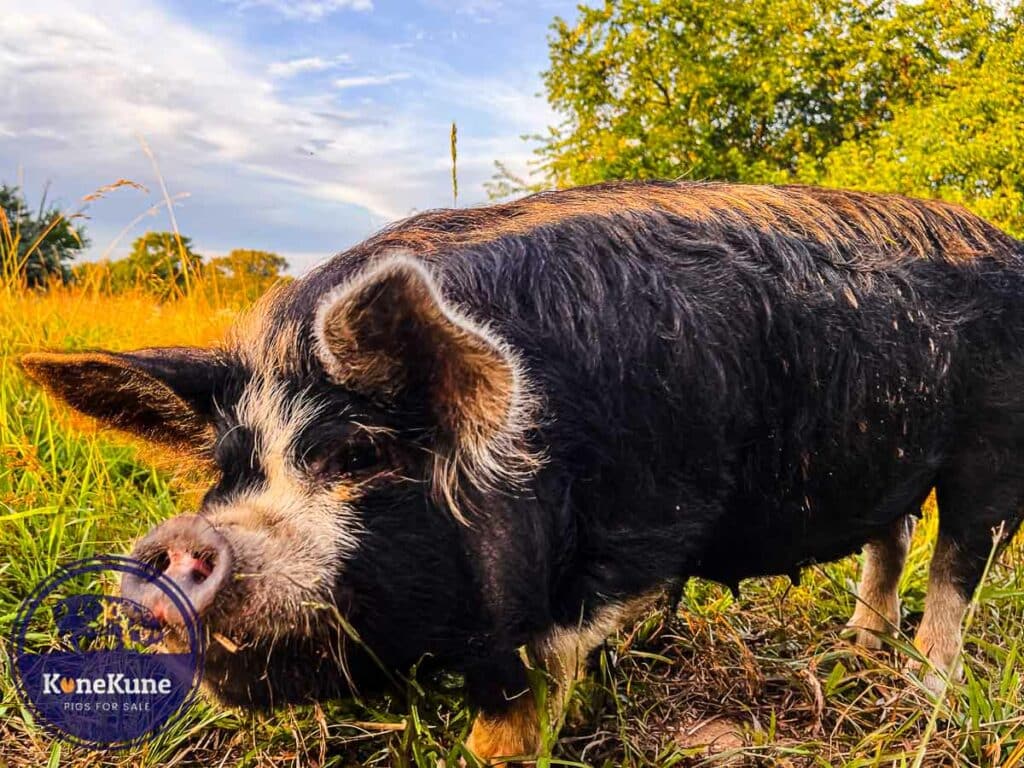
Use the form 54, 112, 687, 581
304, 438, 383, 480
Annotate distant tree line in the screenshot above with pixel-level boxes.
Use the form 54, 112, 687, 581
1, 184, 288, 296
74, 231, 289, 299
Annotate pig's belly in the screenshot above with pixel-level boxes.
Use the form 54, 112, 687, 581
690, 468, 935, 586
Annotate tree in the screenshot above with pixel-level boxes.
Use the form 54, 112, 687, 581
109, 232, 203, 295
208, 248, 289, 300
539, 0, 1003, 186
0, 184, 87, 287
811, 9, 1024, 235
209, 249, 288, 280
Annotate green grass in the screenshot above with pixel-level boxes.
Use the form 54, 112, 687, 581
2, 282, 1024, 767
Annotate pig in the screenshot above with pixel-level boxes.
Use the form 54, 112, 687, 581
22, 181, 1024, 763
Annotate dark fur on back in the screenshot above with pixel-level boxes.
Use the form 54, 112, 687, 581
227, 180, 1024, 686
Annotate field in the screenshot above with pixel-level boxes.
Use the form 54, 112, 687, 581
3, 274, 1024, 768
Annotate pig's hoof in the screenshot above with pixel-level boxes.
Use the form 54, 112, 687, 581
465, 711, 539, 767
904, 656, 961, 696
845, 617, 895, 651
847, 625, 887, 650
845, 601, 899, 651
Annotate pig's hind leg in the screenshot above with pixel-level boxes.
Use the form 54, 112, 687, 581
911, 450, 1024, 693
848, 515, 915, 649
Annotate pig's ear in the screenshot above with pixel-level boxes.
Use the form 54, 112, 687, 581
20, 347, 226, 448
314, 255, 540, 511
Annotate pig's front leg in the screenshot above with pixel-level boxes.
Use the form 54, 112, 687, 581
463, 632, 603, 765
464, 597, 659, 765
466, 699, 540, 766
465, 655, 540, 766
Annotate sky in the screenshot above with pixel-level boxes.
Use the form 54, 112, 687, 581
0, 0, 576, 274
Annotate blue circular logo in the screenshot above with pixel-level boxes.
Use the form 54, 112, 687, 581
11, 556, 205, 750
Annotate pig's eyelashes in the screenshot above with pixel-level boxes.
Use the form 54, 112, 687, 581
304, 439, 383, 481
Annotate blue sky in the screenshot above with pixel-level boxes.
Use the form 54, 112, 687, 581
0, 0, 576, 273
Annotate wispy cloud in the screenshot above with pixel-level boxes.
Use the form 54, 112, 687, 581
0, 1, 417, 220
333, 73, 410, 89
268, 55, 349, 78
435, 0, 505, 23
228, 0, 372, 21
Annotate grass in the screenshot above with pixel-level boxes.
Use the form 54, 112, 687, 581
2, 274, 1024, 767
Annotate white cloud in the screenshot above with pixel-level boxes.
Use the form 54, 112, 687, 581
445, 74, 554, 134
0, 1, 418, 219
228, 0, 372, 21
268, 55, 349, 78
333, 73, 410, 89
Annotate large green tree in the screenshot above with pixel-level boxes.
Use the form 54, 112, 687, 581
813, 7, 1024, 234
0, 184, 87, 287
537, 0, 1022, 233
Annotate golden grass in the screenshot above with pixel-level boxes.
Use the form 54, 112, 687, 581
1, 283, 236, 354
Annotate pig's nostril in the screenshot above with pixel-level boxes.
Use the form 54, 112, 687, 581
190, 551, 215, 583
151, 550, 171, 574
147, 548, 215, 583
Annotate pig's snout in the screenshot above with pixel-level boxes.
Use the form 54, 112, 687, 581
121, 515, 233, 626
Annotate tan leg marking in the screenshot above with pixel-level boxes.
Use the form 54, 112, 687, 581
466, 694, 539, 767
466, 593, 660, 765
538, 593, 661, 721
910, 535, 968, 692
848, 516, 914, 649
